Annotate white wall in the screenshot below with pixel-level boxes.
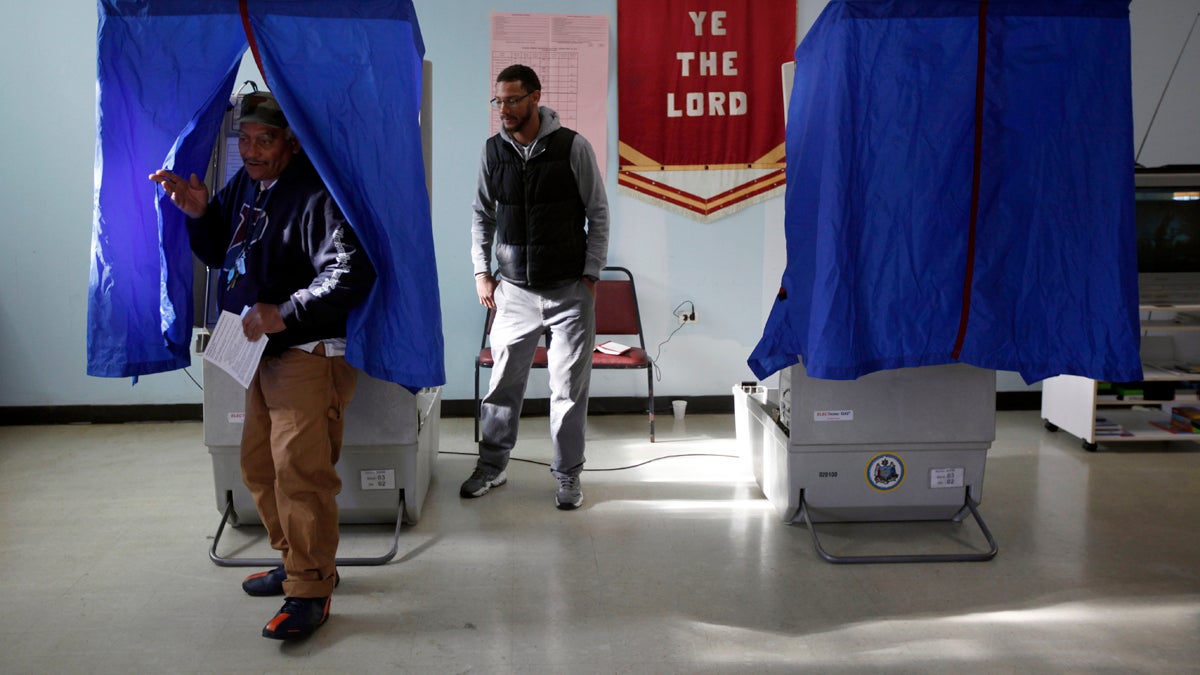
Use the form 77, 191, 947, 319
1, 0, 1197, 408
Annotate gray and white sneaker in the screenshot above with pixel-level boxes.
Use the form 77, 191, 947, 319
460, 469, 507, 498
555, 474, 584, 510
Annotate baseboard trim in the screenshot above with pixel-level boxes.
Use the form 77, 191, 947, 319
2, 391, 1043, 425
439, 394, 737, 418
996, 391, 1041, 411
0, 404, 204, 426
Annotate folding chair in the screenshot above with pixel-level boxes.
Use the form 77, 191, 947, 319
474, 266, 656, 443
592, 266, 655, 442
473, 305, 549, 443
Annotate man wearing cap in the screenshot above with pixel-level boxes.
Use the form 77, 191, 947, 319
150, 91, 375, 640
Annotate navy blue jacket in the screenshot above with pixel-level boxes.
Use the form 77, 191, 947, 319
187, 153, 376, 355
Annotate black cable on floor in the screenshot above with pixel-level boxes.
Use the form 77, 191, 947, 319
438, 450, 737, 471
182, 367, 203, 391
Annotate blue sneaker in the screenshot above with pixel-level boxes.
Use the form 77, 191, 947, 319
243, 566, 339, 597
262, 596, 330, 640
242, 566, 286, 596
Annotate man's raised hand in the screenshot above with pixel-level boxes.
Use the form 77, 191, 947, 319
149, 170, 209, 218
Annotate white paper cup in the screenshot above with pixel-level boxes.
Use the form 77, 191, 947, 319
672, 400, 687, 419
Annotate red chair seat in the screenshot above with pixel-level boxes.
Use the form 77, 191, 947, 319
477, 346, 550, 369
591, 347, 651, 368
475, 267, 655, 442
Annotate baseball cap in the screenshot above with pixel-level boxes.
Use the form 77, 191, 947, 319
236, 91, 288, 129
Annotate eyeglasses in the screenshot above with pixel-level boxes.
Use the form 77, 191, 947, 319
489, 92, 534, 109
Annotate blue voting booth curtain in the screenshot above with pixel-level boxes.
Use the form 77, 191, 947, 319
90, 2, 247, 378
749, 0, 1142, 385
89, 0, 444, 389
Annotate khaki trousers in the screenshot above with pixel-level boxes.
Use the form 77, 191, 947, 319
241, 345, 357, 598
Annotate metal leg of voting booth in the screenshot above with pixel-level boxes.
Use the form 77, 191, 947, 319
208, 494, 405, 567
798, 489, 998, 564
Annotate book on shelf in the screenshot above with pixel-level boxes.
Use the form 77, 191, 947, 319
1112, 383, 1144, 399
1170, 406, 1200, 432
1149, 420, 1198, 435
1094, 418, 1127, 435
595, 340, 632, 356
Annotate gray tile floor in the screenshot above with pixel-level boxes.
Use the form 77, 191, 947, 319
1, 411, 1198, 673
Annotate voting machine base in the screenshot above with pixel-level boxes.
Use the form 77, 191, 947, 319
733, 363, 999, 564
798, 489, 998, 564
202, 360, 440, 567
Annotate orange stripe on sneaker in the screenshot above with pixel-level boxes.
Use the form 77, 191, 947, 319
265, 613, 291, 632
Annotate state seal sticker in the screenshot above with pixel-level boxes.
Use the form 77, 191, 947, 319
866, 452, 905, 491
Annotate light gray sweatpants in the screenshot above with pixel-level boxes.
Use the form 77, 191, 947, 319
478, 279, 595, 478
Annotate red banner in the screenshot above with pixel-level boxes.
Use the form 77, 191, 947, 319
618, 0, 795, 220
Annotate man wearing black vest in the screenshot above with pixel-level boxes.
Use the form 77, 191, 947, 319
464, 64, 610, 510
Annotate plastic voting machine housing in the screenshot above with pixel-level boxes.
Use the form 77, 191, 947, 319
734, 363, 998, 564
203, 360, 440, 566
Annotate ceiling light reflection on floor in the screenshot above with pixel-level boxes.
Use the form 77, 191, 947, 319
946, 599, 1200, 625
589, 498, 772, 514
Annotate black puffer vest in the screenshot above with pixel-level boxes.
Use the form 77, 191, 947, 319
486, 128, 587, 288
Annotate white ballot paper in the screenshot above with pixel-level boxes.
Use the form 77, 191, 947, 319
203, 310, 267, 389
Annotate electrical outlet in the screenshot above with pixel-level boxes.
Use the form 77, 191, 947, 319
678, 309, 698, 324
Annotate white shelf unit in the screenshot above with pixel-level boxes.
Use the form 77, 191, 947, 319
1041, 273, 1200, 450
